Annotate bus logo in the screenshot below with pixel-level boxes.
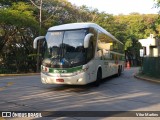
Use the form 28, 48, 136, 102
54, 70, 67, 73
54, 70, 59, 73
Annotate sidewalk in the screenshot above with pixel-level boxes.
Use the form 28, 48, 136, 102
134, 73, 160, 83
0, 73, 40, 77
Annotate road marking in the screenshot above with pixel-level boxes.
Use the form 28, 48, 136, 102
7, 82, 14, 86
0, 78, 14, 80
0, 82, 14, 91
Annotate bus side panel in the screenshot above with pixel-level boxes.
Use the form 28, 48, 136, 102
85, 59, 98, 83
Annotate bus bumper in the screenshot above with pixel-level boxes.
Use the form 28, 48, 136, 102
41, 72, 89, 85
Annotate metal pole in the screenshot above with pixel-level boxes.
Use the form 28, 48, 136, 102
36, 0, 42, 72
29, 0, 42, 72
39, 0, 42, 34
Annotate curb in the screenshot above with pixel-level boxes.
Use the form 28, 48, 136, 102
134, 74, 160, 83
0, 73, 40, 77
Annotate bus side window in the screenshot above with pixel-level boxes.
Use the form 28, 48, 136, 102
97, 30, 113, 51
89, 28, 97, 55
41, 40, 48, 59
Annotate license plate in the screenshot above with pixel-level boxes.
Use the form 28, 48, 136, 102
56, 79, 64, 82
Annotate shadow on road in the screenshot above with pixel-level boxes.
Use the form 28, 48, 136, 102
45, 74, 118, 93
1, 68, 160, 118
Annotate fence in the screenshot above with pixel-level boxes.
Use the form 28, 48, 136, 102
142, 57, 160, 78
0, 66, 16, 74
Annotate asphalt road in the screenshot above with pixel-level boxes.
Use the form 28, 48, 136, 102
0, 67, 160, 120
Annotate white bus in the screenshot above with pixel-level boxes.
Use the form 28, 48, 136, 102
33, 23, 125, 85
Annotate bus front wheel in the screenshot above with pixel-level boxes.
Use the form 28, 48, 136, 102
94, 69, 102, 87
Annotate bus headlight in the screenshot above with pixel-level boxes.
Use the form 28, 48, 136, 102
73, 70, 83, 76
77, 78, 83, 82
41, 77, 46, 83
72, 65, 89, 76
82, 65, 89, 71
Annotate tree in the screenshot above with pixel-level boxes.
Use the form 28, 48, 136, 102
0, 0, 159, 73
0, 2, 39, 73
114, 13, 158, 66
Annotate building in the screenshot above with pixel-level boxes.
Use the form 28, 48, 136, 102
139, 34, 160, 57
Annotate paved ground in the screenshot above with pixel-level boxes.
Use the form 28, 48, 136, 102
0, 67, 160, 120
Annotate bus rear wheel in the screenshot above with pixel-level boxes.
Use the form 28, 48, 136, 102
116, 67, 121, 77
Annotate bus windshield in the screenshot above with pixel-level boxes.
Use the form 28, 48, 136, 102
42, 29, 87, 68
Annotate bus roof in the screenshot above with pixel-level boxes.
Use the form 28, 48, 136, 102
48, 23, 123, 45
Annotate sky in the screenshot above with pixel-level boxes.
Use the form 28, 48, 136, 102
68, 0, 158, 15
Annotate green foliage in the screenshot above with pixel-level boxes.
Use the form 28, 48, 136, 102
0, 2, 39, 73
0, 10, 38, 29
0, 0, 159, 73
125, 39, 133, 50
0, 0, 30, 6
0, 2, 39, 29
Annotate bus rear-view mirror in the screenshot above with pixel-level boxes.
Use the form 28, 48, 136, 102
84, 33, 94, 48
33, 36, 45, 49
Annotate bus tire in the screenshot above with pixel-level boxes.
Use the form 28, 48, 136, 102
116, 67, 121, 77
94, 69, 102, 87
